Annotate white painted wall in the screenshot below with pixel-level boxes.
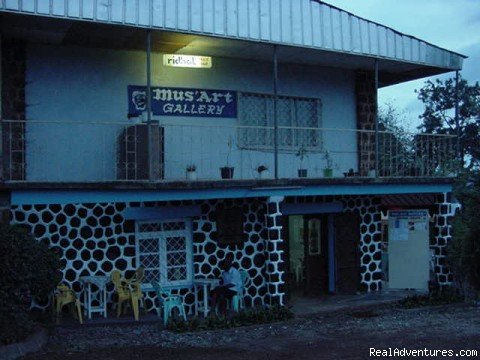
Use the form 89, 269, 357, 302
25, 43, 357, 181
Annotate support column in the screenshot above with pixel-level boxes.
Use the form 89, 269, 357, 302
272, 45, 279, 179
265, 196, 285, 306
432, 192, 456, 287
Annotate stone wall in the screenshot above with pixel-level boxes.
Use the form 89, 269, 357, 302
1, 38, 26, 180
355, 70, 377, 176
10, 198, 269, 313
431, 193, 456, 287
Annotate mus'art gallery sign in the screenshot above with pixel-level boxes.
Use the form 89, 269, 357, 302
128, 85, 237, 118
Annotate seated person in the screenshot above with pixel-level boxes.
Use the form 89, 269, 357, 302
211, 253, 242, 314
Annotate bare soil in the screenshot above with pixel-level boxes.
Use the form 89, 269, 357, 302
23, 303, 480, 360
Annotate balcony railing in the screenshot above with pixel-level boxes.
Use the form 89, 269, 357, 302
0, 119, 457, 183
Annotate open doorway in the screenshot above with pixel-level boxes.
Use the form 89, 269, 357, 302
284, 212, 360, 301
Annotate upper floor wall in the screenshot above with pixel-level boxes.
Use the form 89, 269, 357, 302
20, 42, 358, 181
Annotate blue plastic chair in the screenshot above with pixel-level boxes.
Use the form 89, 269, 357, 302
151, 282, 187, 326
231, 270, 251, 312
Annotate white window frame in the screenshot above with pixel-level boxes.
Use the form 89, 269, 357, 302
237, 92, 323, 152
135, 219, 193, 287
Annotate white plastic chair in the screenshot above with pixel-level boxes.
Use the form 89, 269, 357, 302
231, 270, 251, 311
151, 282, 187, 326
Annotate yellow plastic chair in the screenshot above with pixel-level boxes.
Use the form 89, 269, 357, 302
129, 280, 146, 321
54, 284, 83, 324
111, 270, 145, 321
126, 267, 145, 284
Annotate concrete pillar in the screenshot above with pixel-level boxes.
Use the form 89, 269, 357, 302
264, 196, 285, 306
432, 192, 456, 286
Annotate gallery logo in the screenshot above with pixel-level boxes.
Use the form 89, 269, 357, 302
132, 90, 147, 111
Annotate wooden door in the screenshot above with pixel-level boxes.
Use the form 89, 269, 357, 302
304, 215, 329, 295
334, 213, 361, 294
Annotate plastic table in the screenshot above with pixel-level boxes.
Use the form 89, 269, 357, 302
79, 275, 110, 319
193, 278, 220, 317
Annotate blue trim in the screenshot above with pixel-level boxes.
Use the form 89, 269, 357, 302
123, 205, 201, 220
10, 183, 452, 205
282, 202, 343, 215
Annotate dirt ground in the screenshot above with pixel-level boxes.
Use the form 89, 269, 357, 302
23, 303, 480, 360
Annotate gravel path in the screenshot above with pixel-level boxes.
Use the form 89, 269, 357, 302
23, 303, 480, 359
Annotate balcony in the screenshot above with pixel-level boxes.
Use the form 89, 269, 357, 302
1, 119, 457, 185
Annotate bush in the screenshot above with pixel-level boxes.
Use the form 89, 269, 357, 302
0, 224, 61, 345
448, 171, 480, 301
397, 290, 463, 309
166, 305, 294, 333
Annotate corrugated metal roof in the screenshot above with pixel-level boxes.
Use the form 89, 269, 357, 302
0, 0, 465, 71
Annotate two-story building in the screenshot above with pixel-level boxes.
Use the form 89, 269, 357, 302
0, 0, 463, 313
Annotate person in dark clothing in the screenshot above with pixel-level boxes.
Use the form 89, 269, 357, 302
210, 253, 242, 314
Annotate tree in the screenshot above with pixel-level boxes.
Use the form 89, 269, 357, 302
377, 103, 415, 176
449, 171, 480, 301
416, 76, 480, 169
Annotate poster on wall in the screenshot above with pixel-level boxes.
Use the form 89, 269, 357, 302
128, 85, 237, 118
388, 210, 429, 241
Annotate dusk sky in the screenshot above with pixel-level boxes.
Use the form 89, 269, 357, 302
325, 0, 480, 131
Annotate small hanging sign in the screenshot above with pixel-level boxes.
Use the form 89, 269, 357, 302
163, 54, 212, 68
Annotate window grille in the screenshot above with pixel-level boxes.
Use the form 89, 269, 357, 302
135, 220, 192, 286
237, 92, 323, 152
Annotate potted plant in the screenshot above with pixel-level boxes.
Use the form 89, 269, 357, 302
186, 164, 197, 181
257, 165, 269, 179
323, 150, 334, 178
296, 145, 308, 178
220, 136, 235, 179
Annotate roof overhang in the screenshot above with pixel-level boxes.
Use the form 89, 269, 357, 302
7, 179, 453, 205
0, 0, 466, 87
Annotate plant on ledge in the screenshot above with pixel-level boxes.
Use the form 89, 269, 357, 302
323, 150, 335, 177
257, 165, 269, 179
296, 145, 309, 178
220, 136, 235, 179
186, 164, 197, 181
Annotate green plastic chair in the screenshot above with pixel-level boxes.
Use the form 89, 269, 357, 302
151, 282, 187, 326
231, 270, 251, 312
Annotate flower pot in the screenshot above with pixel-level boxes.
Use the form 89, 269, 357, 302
298, 169, 307, 178
323, 168, 333, 178
258, 170, 270, 179
220, 167, 234, 179
186, 170, 197, 181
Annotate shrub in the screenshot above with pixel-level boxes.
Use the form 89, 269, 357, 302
397, 290, 463, 309
448, 171, 480, 301
166, 305, 294, 333
0, 224, 61, 345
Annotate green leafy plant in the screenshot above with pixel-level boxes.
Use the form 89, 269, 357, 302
0, 224, 61, 345
186, 164, 197, 172
165, 305, 294, 333
323, 150, 334, 169
447, 170, 480, 301
296, 145, 308, 168
397, 290, 463, 309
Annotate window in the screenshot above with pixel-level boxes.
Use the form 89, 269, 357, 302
237, 92, 322, 152
135, 220, 193, 286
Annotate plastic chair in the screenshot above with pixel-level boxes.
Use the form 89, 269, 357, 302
231, 270, 251, 312
151, 282, 187, 326
111, 270, 144, 321
127, 267, 145, 284
54, 284, 83, 324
